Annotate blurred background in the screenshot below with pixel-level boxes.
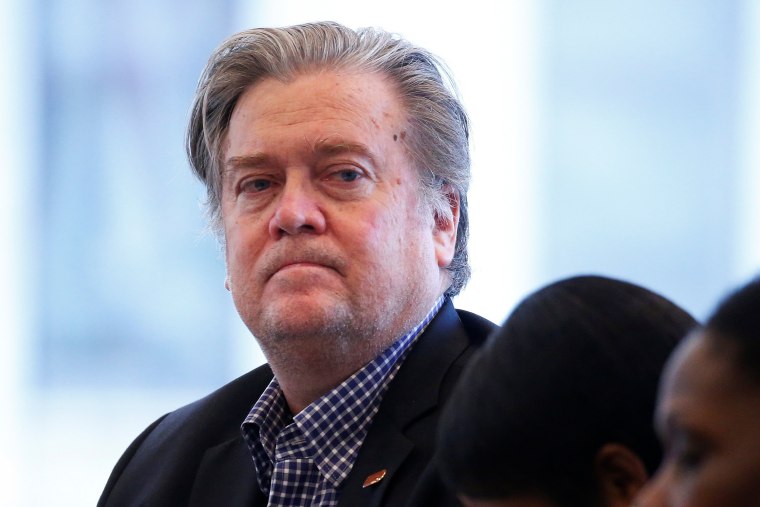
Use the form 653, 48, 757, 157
1, 0, 758, 504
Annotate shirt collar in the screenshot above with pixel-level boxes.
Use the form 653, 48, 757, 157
241, 296, 445, 492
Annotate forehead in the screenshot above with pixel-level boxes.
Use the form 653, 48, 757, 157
229, 69, 407, 138
663, 332, 732, 398
656, 331, 756, 426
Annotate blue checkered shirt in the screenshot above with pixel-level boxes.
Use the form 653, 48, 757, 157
241, 297, 445, 506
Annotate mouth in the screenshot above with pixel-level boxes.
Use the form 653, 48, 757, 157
275, 261, 333, 274
263, 250, 344, 282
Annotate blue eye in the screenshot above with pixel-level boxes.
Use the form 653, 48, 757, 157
242, 179, 271, 192
337, 170, 360, 182
320, 166, 372, 199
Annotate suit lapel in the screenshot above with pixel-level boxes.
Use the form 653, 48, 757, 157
338, 300, 472, 507
185, 365, 274, 507
336, 410, 414, 507
188, 436, 267, 507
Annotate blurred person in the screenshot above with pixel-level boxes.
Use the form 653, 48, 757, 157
97, 21, 496, 507
635, 276, 760, 507
436, 275, 697, 507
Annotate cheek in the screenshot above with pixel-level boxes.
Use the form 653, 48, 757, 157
223, 225, 245, 265
338, 207, 418, 287
351, 202, 406, 246
345, 215, 399, 266
672, 462, 757, 507
224, 218, 267, 274
723, 459, 760, 505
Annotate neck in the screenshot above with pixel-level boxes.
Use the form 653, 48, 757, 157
265, 333, 395, 414
257, 292, 445, 413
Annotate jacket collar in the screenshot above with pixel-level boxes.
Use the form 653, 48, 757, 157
337, 299, 471, 507
189, 299, 472, 507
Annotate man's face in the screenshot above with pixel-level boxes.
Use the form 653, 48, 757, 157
221, 69, 456, 360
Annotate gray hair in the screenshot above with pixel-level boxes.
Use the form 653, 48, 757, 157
186, 21, 471, 296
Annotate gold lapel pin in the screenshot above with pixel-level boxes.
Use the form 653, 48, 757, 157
362, 469, 387, 488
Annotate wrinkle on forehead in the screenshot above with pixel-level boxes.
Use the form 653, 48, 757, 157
239, 70, 404, 126
223, 70, 408, 167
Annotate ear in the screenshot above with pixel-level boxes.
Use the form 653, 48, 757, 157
433, 185, 460, 268
594, 443, 649, 507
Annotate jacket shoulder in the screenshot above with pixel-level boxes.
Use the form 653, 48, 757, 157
456, 308, 498, 345
98, 364, 273, 507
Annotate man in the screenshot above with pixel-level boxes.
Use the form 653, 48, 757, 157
98, 21, 496, 507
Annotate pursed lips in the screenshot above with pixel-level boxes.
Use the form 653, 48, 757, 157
266, 261, 341, 287
262, 251, 345, 282
276, 261, 332, 274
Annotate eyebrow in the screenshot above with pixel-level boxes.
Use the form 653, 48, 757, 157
224, 138, 377, 173
224, 153, 275, 172
313, 138, 376, 164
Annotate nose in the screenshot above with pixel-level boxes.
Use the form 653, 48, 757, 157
268, 178, 326, 238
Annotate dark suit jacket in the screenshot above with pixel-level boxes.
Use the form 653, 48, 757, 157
98, 300, 495, 506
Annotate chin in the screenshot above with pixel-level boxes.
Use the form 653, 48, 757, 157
247, 297, 356, 341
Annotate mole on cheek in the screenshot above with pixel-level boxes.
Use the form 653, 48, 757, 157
393, 134, 398, 141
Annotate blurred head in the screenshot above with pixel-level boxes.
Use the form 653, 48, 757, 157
187, 21, 471, 296
636, 276, 760, 507
437, 275, 697, 507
